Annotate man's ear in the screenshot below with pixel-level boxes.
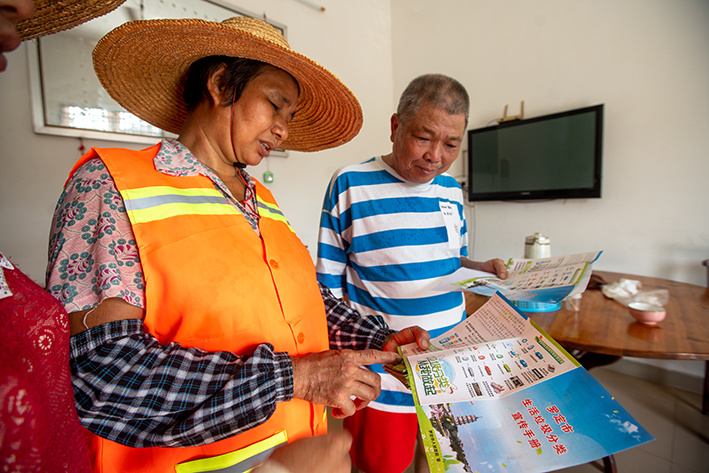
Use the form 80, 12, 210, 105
390, 113, 400, 142
206, 64, 229, 106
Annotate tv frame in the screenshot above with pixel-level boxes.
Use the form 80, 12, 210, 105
467, 104, 604, 202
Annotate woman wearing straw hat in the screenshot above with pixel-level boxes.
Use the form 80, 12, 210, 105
45, 15, 429, 473
3, 5, 355, 470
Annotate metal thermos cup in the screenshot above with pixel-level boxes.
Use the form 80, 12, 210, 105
525, 233, 551, 259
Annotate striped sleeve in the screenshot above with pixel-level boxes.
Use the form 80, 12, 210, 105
316, 171, 350, 297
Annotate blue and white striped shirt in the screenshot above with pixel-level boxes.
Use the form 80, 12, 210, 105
316, 157, 468, 411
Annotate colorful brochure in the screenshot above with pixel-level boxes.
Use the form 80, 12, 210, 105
436, 251, 603, 304
394, 292, 653, 473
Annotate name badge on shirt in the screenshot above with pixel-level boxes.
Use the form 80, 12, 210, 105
439, 201, 461, 250
0, 252, 14, 300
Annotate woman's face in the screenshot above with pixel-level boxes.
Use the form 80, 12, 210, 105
229, 65, 299, 166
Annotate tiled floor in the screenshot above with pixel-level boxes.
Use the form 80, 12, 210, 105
330, 366, 709, 473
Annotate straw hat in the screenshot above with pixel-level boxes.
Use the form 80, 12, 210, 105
16, 0, 127, 41
92, 16, 363, 152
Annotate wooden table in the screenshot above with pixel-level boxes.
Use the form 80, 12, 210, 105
465, 270, 709, 414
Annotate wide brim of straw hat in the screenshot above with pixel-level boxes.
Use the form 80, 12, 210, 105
92, 16, 363, 152
16, 0, 127, 41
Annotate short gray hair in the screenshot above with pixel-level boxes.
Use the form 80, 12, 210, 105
396, 74, 470, 128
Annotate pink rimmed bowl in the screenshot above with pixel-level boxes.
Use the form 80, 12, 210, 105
628, 302, 667, 326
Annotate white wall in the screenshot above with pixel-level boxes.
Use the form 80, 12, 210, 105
391, 0, 709, 286
0, 0, 395, 283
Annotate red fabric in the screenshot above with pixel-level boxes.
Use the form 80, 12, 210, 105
0, 260, 91, 472
344, 406, 419, 473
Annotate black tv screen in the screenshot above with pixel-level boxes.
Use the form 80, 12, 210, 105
467, 104, 603, 202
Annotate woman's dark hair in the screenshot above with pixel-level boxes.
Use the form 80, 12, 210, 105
183, 56, 274, 110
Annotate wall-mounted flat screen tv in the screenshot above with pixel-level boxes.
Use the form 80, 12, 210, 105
467, 104, 603, 202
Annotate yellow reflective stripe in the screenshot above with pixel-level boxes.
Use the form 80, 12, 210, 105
120, 186, 220, 200
256, 196, 294, 233
119, 186, 237, 224
126, 202, 238, 224
175, 430, 288, 473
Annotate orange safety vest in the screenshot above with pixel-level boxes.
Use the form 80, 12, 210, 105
69, 144, 329, 473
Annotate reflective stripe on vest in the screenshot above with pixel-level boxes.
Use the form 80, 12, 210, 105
119, 186, 237, 224
256, 196, 294, 233
175, 431, 287, 473
118, 186, 295, 233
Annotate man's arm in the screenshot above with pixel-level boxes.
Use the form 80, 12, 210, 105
315, 172, 350, 298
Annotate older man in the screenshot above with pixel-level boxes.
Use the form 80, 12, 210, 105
317, 74, 508, 473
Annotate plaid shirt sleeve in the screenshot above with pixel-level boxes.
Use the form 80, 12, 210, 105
70, 286, 394, 448
70, 320, 293, 448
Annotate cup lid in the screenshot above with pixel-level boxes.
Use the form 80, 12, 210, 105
525, 232, 550, 245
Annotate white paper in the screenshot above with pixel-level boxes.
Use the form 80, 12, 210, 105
435, 267, 496, 292
0, 252, 13, 300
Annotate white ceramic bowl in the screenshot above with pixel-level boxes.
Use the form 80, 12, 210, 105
628, 302, 667, 326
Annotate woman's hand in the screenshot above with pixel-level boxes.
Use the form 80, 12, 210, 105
291, 349, 400, 418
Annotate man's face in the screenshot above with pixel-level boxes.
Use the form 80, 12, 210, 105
0, 0, 34, 72
385, 102, 466, 184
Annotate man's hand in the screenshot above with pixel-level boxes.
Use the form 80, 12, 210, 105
381, 326, 430, 353
461, 257, 508, 279
479, 258, 508, 279
256, 431, 352, 473
291, 349, 400, 419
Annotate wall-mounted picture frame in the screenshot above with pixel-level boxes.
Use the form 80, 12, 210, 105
26, 0, 288, 156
